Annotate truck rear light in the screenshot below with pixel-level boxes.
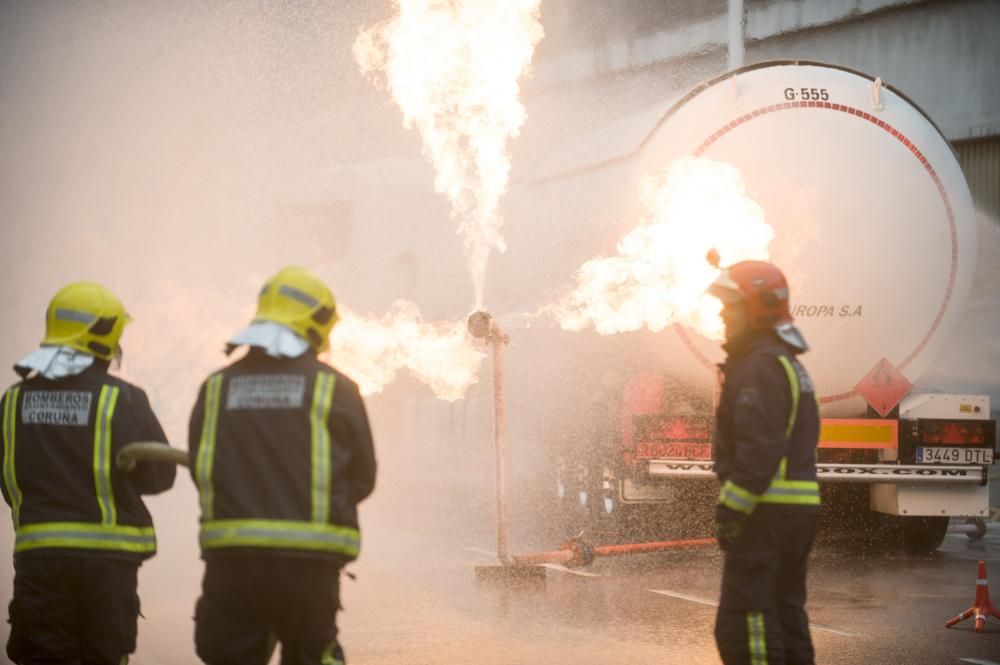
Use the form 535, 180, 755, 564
632, 414, 712, 442
898, 418, 997, 465
628, 415, 714, 460
920, 421, 987, 445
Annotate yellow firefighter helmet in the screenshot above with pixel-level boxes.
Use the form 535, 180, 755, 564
255, 266, 338, 352
42, 282, 131, 361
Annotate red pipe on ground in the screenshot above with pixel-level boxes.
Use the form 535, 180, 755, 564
512, 537, 718, 568
591, 537, 719, 558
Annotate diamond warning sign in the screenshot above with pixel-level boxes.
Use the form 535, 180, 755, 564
854, 358, 912, 417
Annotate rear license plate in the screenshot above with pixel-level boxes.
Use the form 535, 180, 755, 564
916, 447, 994, 464
636, 442, 713, 460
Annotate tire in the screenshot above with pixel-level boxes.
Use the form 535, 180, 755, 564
896, 515, 949, 553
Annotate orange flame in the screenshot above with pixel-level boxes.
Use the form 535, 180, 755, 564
329, 301, 485, 401
550, 157, 773, 339
354, 0, 544, 308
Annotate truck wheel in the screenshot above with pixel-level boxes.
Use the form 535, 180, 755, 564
897, 516, 949, 553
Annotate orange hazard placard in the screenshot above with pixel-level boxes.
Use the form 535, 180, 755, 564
854, 358, 912, 417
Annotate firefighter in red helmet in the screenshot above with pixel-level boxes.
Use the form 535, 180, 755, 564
707, 260, 820, 665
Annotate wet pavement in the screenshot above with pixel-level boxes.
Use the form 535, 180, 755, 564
341, 511, 1000, 665
3, 478, 997, 665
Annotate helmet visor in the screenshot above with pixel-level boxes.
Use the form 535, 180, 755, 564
708, 283, 743, 304
707, 268, 744, 304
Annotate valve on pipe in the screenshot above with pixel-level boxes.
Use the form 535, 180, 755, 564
467, 310, 509, 345
467, 310, 492, 339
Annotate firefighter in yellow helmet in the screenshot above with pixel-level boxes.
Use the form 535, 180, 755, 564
2, 282, 176, 664
189, 267, 376, 665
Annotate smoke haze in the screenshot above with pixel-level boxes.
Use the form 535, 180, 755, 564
2, 3, 998, 664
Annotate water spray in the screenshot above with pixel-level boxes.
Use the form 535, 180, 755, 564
469, 309, 716, 584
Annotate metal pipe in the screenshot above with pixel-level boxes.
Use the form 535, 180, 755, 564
948, 519, 996, 540
948, 523, 981, 534
469, 311, 514, 566
728, 0, 745, 71
490, 322, 513, 566
510, 547, 575, 567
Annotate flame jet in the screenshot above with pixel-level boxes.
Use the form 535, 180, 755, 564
329, 301, 485, 401
547, 156, 774, 339
354, 0, 544, 309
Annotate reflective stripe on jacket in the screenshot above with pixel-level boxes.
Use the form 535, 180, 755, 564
0, 363, 175, 559
189, 349, 376, 560
714, 333, 820, 515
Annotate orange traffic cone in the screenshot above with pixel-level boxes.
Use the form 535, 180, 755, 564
945, 560, 1000, 632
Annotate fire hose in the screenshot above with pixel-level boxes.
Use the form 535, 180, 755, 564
116, 441, 189, 471
468, 311, 717, 569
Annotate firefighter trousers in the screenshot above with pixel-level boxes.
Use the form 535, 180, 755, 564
194, 556, 344, 665
6, 555, 140, 665
714, 511, 819, 665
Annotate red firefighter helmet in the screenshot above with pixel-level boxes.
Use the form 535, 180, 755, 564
708, 260, 809, 352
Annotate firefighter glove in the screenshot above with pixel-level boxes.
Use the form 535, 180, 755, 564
714, 504, 748, 551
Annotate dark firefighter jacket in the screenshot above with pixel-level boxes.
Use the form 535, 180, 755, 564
188, 348, 377, 562
0, 362, 176, 561
715, 332, 820, 516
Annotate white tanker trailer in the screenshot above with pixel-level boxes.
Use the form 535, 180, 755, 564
546, 61, 995, 553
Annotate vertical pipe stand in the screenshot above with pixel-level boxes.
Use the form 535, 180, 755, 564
469, 311, 546, 586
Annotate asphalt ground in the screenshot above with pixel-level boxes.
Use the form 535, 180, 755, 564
340, 518, 1000, 665
2, 451, 996, 664
0, 484, 995, 664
